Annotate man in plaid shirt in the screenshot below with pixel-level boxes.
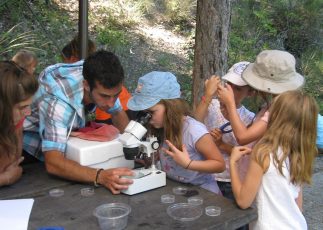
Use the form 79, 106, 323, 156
23, 50, 134, 194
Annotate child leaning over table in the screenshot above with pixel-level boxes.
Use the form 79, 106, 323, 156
127, 71, 225, 194
230, 90, 318, 229
0, 61, 38, 186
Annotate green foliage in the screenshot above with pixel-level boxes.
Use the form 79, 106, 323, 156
0, 24, 43, 59
229, 0, 323, 112
97, 27, 129, 53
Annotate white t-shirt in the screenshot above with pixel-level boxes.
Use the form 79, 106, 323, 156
251, 148, 307, 230
204, 99, 254, 181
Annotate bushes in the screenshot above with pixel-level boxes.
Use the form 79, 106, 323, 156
229, 0, 322, 112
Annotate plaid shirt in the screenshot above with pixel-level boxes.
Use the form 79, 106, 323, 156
23, 61, 122, 160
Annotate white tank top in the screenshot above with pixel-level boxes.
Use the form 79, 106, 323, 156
251, 148, 307, 230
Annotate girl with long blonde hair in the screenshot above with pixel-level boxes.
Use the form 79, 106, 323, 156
230, 90, 318, 229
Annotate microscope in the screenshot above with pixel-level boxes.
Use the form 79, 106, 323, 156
65, 112, 166, 195
119, 112, 166, 195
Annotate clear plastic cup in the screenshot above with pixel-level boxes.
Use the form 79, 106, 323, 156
93, 203, 131, 230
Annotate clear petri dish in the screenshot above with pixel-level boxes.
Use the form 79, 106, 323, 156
81, 187, 95, 197
161, 194, 175, 204
167, 203, 203, 221
187, 196, 203, 206
205, 206, 221, 216
49, 188, 64, 197
172, 186, 188, 195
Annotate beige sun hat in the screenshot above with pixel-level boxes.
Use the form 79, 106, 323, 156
242, 50, 304, 94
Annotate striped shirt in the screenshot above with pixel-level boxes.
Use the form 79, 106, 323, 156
23, 61, 122, 160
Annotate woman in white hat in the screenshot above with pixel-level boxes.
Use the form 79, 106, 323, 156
217, 50, 304, 146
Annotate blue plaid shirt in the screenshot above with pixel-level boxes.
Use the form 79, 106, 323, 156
23, 61, 122, 160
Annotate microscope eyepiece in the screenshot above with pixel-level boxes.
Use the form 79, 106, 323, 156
136, 111, 152, 125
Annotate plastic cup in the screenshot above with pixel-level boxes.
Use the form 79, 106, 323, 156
93, 203, 131, 230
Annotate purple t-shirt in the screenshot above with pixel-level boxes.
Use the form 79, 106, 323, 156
159, 116, 220, 194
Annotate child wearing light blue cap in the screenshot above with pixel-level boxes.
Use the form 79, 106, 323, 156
128, 71, 225, 194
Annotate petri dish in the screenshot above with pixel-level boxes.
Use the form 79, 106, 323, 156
81, 187, 95, 197
161, 194, 175, 204
172, 186, 188, 195
167, 203, 203, 221
49, 188, 64, 197
205, 206, 221, 216
187, 196, 203, 206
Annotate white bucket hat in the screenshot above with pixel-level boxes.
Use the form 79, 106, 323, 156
242, 50, 304, 94
222, 61, 250, 86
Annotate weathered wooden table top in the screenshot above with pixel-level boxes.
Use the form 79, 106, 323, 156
0, 163, 257, 230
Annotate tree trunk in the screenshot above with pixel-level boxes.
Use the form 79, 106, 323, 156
192, 0, 231, 109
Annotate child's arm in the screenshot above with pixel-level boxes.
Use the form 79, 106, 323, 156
0, 157, 24, 187
163, 135, 225, 173
194, 76, 221, 122
218, 84, 267, 145
230, 146, 266, 209
296, 188, 303, 212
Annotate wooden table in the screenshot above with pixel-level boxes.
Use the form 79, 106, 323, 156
0, 163, 257, 230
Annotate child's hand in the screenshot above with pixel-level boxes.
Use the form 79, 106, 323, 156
162, 140, 191, 169
217, 83, 235, 108
230, 146, 251, 163
219, 102, 229, 120
204, 76, 221, 99
3, 156, 24, 185
210, 128, 223, 145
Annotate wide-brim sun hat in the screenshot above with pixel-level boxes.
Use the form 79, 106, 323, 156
222, 61, 250, 86
242, 50, 304, 94
127, 71, 181, 111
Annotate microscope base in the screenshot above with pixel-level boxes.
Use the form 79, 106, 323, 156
121, 169, 166, 195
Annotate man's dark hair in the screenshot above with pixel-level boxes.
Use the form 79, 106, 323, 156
83, 50, 124, 90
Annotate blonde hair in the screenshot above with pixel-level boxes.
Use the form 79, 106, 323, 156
12, 49, 37, 71
148, 98, 191, 150
253, 90, 318, 185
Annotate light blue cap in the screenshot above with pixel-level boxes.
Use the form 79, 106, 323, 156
128, 71, 181, 111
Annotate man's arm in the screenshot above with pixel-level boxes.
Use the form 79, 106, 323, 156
111, 110, 129, 133
44, 150, 134, 194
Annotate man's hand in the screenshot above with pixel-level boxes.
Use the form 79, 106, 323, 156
98, 168, 134, 194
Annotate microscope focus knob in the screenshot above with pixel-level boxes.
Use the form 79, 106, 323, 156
151, 141, 159, 150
